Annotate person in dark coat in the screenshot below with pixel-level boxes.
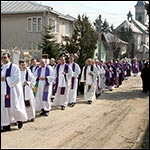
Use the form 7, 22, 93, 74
141, 61, 149, 93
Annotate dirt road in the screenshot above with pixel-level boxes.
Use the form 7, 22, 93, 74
1, 74, 149, 149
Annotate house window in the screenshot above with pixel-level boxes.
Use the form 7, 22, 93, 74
28, 18, 32, 32
48, 17, 56, 32
27, 17, 42, 32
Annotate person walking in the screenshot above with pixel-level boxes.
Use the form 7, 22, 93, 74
80, 58, 98, 104
1, 53, 27, 132
53, 56, 73, 110
67, 55, 81, 107
20, 61, 36, 122
34, 59, 54, 116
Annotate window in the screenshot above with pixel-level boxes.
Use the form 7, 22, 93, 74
27, 17, 42, 32
48, 17, 56, 32
28, 18, 32, 32
59, 23, 66, 35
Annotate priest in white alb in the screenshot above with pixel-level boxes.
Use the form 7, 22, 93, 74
34, 59, 54, 116
20, 61, 36, 122
1, 53, 27, 132
80, 58, 98, 104
53, 56, 73, 110
67, 55, 81, 107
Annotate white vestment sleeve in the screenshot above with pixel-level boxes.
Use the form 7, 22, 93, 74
66, 65, 73, 80
73, 63, 81, 78
80, 66, 85, 82
46, 66, 55, 84
6, 64, 20, 88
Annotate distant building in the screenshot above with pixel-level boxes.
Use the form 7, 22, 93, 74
94, 32, 128, 62
1, 1, 76, 53
115, 1, 149, 60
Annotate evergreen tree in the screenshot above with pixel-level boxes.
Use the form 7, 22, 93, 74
102, 19, 109, 33
38, 25, 60, 59
61, 14, 98, 68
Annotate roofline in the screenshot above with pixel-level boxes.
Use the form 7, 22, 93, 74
1, 10, 46, 15
1, 1, 76, 22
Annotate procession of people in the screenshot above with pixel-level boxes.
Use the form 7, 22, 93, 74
1, 52, 149, 132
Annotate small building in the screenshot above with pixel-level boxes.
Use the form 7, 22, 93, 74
94, 32, 128, 62
1, 1, 76, 55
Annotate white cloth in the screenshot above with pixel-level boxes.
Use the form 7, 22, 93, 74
1, 62, 27, 127
80, 65, 98, 101
95, 65, 101, 95
35, 65, 54, 111
99, 65, 106, 91
21, 69, 36, 120
53, 64, 73, 106
68, 62, 81, 104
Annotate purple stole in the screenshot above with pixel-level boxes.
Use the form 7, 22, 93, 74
96, 65, 100, 90
36, 66, 50, 101
55, 64, 69, 95
83, 65, 94, 91
71, 63, 75, 89
83, 65, 94, 80
23, 70, 30, 107
5, 63, 12, 107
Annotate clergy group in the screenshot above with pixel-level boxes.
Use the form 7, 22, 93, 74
1, 52, 143, 132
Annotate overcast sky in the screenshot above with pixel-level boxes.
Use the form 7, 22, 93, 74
35, 1, 138, 28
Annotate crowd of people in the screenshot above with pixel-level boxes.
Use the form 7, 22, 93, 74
1, 52, 149, 132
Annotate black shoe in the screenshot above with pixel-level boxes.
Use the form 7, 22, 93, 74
61, 106, 65, 110
68, 103, 72, 107
88, 100, 92, 104
96, 94, 98, 98
51, 98, 54, 102
1, 125, 11, 132
44, 112, 49, 116
71, 103, 75, 107
40, 109, 45, 116
30, 118, 35, 122
17, 121, 23, 129
40, 111, 45, 116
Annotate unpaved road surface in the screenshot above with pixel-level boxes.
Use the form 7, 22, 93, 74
1, 74, 149, 149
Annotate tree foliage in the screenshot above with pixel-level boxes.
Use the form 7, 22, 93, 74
61, 14, 98, 68
38, 25, 60, 59
94, 15, 114, 34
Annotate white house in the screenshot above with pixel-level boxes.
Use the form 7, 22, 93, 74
1, 1, 76, 60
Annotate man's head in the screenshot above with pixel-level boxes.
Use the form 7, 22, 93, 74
60, 56, 66, 64
50, 58, 55, 65
69, 55, 75, 63
31, 59, 37, 66
20, 61, 27, 71
2, 53, 11, 64
40, 59, 46, 67
86, 58, 92, 66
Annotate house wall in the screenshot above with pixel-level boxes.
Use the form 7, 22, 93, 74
1, 13, 43, 50
134, 32, 149, 50
1, 12, 74, 50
